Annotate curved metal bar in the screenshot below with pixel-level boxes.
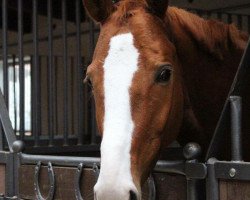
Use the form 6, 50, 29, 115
147, 174, 156, 200
75, 163, 84, 200
34, 162, 55, 200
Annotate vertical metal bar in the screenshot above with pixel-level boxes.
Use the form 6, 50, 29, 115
237, 15, 243, 30
33, 0, 40, 146
0, 126, 3, 150
62, 0, 68, 145
48, 0, 54, 146
76, 0, 84, 145
54, 56, 58, 135
2, 0, 9, 107
206, 158, 219, 200
217, 12, 222, 21
5, 153, 14, 196
227, 13, 232, 24
248, 16, 250, 34
13, 56, 17, 135
88, 20, 95, 59
88, 18, 97, 144
229, 96, 242, 161
70, 57, 74, 135
18, 0, 25, 140
187, 179, 199, 200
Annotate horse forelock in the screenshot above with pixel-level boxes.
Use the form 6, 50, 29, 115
108, 0, 150, 23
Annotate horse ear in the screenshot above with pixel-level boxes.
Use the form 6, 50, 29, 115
82, 0, 114, 23
146, 0, 169, 18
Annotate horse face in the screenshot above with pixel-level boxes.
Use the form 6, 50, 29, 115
83, 1, 183, 199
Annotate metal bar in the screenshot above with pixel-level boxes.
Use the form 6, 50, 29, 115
206, 158, 219, 200
18, 0, 25, 140
88, 18, 97, 144
54, 57, 58, 135
2, 0, 9, 107
76, 0, 84, 145
70, 57, 74, 135
33, 0, 40, 146
48, 0, 54, 146
0, 29, 100, 49
88, 19, 95, 61
0, 89, 17, 152
229, 96, 242, 161
5, 153, 14, 197
13, 56, 17, 135
214, 161, 250, 180
237, 14, 243, 30
217, 12, 222, 21
153, 160, 185, 175
187, 179, 199, 200
20, 153, 187, 174
227, 13, 232, 24
0, 125, 3, 150
206, 39, 250, 160
13, 152, 21, 196
62, 0, 69, 146
21, 153, 100, 167
248, 16, 250, 34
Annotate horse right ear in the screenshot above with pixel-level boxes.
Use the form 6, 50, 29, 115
83, 0, 115, 23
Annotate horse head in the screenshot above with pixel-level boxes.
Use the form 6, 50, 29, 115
83, 0, 184, 199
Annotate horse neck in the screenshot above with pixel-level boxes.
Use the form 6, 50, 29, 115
165, 7, 249, 148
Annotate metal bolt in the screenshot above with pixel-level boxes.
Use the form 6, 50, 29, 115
229, 168, 236, 178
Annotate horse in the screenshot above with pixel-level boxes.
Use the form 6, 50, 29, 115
82, 0, 249, 199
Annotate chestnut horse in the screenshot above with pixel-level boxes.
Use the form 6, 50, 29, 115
82, 0, 249, 199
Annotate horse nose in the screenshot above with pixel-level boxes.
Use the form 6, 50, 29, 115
130, 190, 138, 200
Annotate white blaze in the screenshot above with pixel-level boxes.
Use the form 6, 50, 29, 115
94, 33, 139, 198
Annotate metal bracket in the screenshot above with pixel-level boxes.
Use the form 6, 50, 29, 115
147, 174, 156, 200
185, 161, 207, 179
215, 161, 250, 180
75, 163, 84, 200
34, 162, 55, 200
92, 163, 100, 181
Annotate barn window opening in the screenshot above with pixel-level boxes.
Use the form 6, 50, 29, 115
0, 56, 32, 136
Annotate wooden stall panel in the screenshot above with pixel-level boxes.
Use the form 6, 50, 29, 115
220, 180, 250, 200
0, 164, 5, 195
19, 165, 187, 200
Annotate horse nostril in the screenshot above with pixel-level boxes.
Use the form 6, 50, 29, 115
130, 190, 138, 200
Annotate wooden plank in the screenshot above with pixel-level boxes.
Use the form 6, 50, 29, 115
0, 164, 5, 195
150, 173, 187, 200
19, 165, 187, 200
220, 180, 250, 200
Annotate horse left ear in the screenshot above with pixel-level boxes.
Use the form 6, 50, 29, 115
146, 0, 169, 18
83, 0, 115, 23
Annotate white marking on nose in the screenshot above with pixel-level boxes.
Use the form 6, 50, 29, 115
94, 33, 139, 199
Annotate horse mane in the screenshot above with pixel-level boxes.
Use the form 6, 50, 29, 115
167, 7, 249, 60
111, 0, 150, 23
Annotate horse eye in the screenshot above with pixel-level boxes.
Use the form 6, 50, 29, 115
155, 65, 172, 84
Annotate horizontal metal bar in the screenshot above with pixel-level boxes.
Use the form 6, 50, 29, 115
154, 160, 185, 175
20, 153, 191, 176
215, 161, 250, 180
21, 153, 100, 167
0, 29, 100, 49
